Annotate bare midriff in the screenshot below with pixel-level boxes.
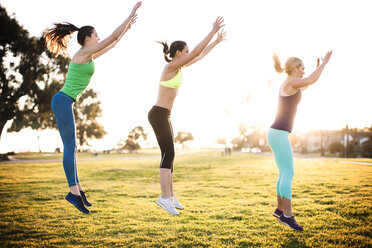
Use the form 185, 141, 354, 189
155, 84, 178, 111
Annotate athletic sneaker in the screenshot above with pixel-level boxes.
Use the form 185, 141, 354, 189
172, 195, 184, 210
272, 208, 283, 218
156, 196, 179, 216
65, 192, 90, 214
278, 215, 303, 231
80, 191, 92, 207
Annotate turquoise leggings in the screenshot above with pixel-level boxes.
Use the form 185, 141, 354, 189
266, 128, 294, 200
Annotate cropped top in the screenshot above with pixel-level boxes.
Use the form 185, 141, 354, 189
159, 70, 182, 88
60, 60, 95, 100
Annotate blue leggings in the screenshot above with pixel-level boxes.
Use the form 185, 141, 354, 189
266, 128, 294, 200
51, 91, 79, 187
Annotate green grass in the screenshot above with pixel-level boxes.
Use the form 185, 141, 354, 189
0, 153, 371, 247
11, 150, 161, 160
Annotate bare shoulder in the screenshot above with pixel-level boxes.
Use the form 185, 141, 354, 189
71, 49, 91, 64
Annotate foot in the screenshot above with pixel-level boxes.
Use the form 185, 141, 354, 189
65, 192, 90, 214
272, 208, 283, 218
172, 195, 184, 210
80, 191, 92, 207
278, 215, 303, 231
156, 196, 179, 216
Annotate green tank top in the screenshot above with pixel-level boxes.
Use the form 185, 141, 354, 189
159, 70, 182, 88
60, 60, 95, 100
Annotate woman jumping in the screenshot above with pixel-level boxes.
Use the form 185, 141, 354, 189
44, 2, 142, 213
267, 50, 332, 230
148, 17, 226, 215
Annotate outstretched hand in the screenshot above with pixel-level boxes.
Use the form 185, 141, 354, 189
322, 50, 333, 64
216, 30, 227, 44
127, 14, 137, 29
130, 1, 142, 16
212, 16, 225, 33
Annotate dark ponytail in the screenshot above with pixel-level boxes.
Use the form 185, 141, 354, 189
44, 22, 79, 57
157, 41, 171, 62
44, 23, 95, 57
157, 40, 187, 62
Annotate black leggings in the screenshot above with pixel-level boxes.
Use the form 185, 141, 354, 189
148, 105, 175, 172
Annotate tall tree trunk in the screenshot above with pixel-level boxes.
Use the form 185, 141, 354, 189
0, 120, 7, 145
36, 129, 42, 153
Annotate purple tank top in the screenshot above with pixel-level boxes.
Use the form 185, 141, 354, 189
271, 89, 302, 132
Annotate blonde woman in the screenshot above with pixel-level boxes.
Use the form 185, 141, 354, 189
267, 51, 332, 231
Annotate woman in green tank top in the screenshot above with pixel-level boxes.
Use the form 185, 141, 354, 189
44, 2, 142, 213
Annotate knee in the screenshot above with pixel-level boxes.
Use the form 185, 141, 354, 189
282, 169, 294, 182
160, 151, 175, 170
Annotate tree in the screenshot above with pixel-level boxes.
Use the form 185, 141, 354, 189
174, 131, 194, 149
0, 5, 41, 142
231, 123, 249, 150
361, 125, 372, 158
1, 6, 106, 150
0, 5, 69, 146
7, 47, 69, 151
329, 142, 344, 157
216, 138, 226, 145
119, 126, 147, 153
174, 131, 194, 144
73, 89, 107, 148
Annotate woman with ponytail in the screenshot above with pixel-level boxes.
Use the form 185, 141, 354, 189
148, 17, 226, 216
267, 50, 332, 230
45, 2, 142, 213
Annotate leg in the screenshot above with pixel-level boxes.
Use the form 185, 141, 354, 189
170, 173, 174, 196
52, 93, 80, 195
148, 107, 175, 198
52, 92, 89, 213
267, 128, 294, 216
159, 168, 172, 198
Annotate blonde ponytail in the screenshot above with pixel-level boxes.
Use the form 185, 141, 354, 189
272, 53, 284, 73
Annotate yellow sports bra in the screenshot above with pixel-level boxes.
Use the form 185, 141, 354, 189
159, 70, 182, 88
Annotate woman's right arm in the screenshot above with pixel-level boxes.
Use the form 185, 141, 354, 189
288, 51, 333, 89
167, 17, 225, 70
80, 2, 142, 58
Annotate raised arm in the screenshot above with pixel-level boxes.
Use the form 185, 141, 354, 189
185, 30, 227, 67
167, 17, 225, 70
81, 2, 141, 59
288, 51, 332, 89
92, 15, 138, 60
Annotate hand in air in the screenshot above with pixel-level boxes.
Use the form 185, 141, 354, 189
131, 1, 142, 16
128, 14, 137, 29
322, 50, 333, 64
212, 16, 225, 33
216, 29, 227, 44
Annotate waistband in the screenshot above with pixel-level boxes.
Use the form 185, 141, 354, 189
150, 105, 171, 115
55, 91, 75, 102
268, 127, 290, 135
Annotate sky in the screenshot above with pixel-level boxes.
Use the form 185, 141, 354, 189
1, 0, 372, 153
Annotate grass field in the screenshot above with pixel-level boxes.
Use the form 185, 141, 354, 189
0, 152, 371, 247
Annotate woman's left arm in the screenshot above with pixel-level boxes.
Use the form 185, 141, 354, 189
185, 30, 226, 67
301, 58, 320, 91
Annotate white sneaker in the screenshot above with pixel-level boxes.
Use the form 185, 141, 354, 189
172, 195, 184, 210
156, 196, 179, 216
